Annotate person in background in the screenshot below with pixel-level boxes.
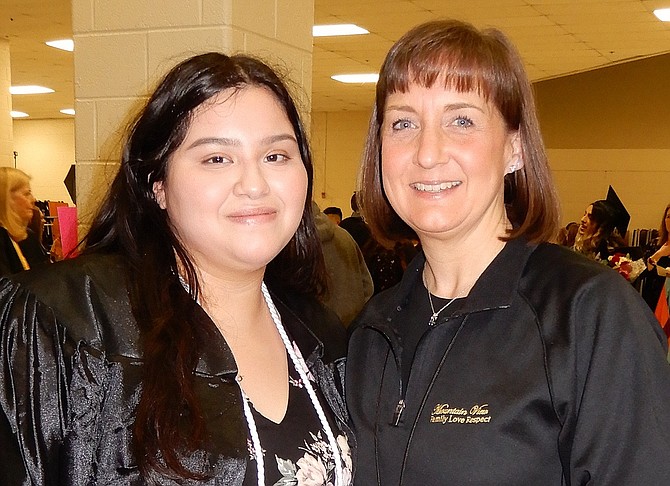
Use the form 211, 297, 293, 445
349, 191, 362, 218
324, 206, 343, 225
339, 192, 369, 246
346, 19, 670, 485
0, 53, 352, 485
572, 199, 627, 260
639, 202, 670, 309
339, 192, 405, 294
314, 202, 373, 326
0, 167, 49, 275
556, 221, 578, 247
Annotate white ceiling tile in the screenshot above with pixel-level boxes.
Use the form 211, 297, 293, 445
8, 0, 670, 116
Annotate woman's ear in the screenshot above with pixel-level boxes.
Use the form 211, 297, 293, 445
153, 181, 166, 209
506, 131, 524, 174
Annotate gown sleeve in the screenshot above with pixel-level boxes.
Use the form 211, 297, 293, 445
0, 277, 69, 485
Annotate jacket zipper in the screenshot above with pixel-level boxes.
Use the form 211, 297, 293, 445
359, 324, 407, 427
392, 399, 406, 426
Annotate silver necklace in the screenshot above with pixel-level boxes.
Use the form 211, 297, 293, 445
426, 288, 459, 326
423, 270, 463, 326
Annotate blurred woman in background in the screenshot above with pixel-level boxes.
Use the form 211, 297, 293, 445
572, 199, 626, 260
640, 202, 670, 309
0, 167, 49, 275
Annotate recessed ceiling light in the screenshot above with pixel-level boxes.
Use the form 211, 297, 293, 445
46, 39, 74, 51
60, 108, 75, 115
10, 111, 29, 118
331, 73, 379, 84
654, 8, 670, 21
10, 85, 55, 95
313, 24, 369, 37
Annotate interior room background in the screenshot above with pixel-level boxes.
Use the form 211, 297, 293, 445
11, 44, 670, 235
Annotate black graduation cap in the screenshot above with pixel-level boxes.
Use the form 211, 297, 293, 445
64, 164, 76, 205
605, 185, 630, 237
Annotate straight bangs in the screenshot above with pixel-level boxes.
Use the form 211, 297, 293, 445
377, 25, 523, 132
364, 20, 559, 245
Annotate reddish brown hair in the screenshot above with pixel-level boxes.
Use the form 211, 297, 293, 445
359, 19, 559, 244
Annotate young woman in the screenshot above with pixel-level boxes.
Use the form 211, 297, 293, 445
346, 19, 670, 485
0, 53, 352, 485
572, 199, 627, 260
640, 202, 670, 309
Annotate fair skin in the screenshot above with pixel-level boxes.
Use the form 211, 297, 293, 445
153, 86, 308, 422
578, 204, 597, 237
381, 83, 521, 298
648, 207, 670, 270
10, 184, 36, 230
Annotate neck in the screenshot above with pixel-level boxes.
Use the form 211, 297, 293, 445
421, 234, 506, 299
193, 266, 270, 338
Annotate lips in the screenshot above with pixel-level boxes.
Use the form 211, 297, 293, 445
411, 181, 462, 193
228, 206, 277, 224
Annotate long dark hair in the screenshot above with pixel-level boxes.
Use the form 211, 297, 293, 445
83, 52, 326, 479
359, 19, 559, 244
574, 200, 626, 257
658, 203, 670, 246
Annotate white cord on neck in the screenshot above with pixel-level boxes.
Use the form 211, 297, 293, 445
179, 275, 344, 485
240, 388, 265, 486
261, 282, 344, 486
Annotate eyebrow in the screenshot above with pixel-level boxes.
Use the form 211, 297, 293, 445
185, 133, 297, 150
385, 102, 485, 113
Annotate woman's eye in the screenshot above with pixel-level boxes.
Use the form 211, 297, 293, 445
452, 116, 473, 128
391, 119, 415, 131
265, 153, 289, 163
206, 155, 229, 164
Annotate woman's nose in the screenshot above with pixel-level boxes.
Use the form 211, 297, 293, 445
415, 125, 444, 169
233, 162, 270, 198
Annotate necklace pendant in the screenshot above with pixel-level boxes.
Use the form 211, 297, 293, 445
428, 313, 439, 326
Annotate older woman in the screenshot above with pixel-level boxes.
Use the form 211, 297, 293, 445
346, 19, 670, 485
0, 53, 352, 485
0, 167, 49, 275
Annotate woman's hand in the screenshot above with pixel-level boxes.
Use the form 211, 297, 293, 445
647, 257, 657, 271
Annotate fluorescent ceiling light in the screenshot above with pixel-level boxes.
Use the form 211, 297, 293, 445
313, 24, 369, 37
654, 8, 670, 21
10, 85, 55, 95
331, 73, 379, 84
46, 39, 74, 51
60, 108, 75, 115
10, 111, 29, 118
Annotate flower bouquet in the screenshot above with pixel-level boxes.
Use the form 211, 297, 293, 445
607, 253, 646, 282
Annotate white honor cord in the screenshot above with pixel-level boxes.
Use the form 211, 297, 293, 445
261, 282, 344, 486
240, 388, 265, 486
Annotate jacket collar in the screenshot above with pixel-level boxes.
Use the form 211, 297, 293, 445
192, 289, 323, 377
384, 237, 538, 321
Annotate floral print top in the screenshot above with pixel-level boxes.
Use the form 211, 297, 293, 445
242, 343, 352, 486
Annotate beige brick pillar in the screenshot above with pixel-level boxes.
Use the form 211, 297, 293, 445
71, 0, 314, 229
0, 38, 13, 167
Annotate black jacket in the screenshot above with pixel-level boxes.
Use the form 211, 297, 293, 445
0, 226, 49, 276
0, 252, 351, 485
346, 238, 670, 485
